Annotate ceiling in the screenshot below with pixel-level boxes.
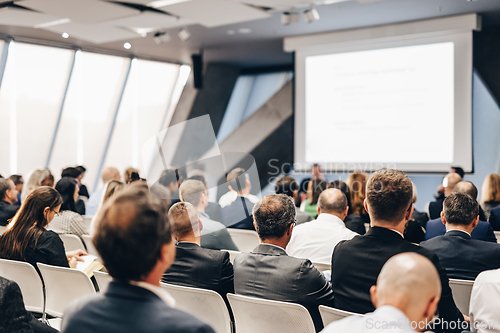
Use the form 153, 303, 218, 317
0, 0, 500, 68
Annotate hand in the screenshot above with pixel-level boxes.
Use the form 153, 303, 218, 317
66, 249, 88, 262
69, 257, 78, 269
463, 314, 470, 322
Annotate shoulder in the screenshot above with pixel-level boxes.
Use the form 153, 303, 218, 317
0, 276, 20, 294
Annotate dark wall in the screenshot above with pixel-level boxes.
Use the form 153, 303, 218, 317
474, 30, 500, 107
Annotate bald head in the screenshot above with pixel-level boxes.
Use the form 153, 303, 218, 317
168, 202, 201, 239
317, 189, 348, 217
453, 181, 478, 200
102, 167, 121, 184
443, 173, 462, 196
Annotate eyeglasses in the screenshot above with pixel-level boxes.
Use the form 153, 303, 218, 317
290, 219, 297, 228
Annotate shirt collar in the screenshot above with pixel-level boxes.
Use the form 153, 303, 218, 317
387, 228, 404, 238
198, 211, 209, 219
129, 281, 176, 307
446, 229, 471, 237
317, 213, 345, 225
261, 243, 287, 252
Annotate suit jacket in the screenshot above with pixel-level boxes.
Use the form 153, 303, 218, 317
234, 244, 335, 332
331, 227, 463, 333
296, 207, 313, 225
427, 197, 445, 220
62, 281, 215, 333
0, 200, 19, 226
162, 242, 234, 304
221, 197, 255, 230
424, 218, 497, 243
489, 206, 500, 231
411, 209, 429, 229
0, 277, 33, 333
198, 212, 238, 251
343, 213, 368, 235
420, 230, 500, 280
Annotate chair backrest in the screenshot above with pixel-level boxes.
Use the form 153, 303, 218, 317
319, 305, 362, 327
81, 234, 100, 259
37, 263, 96, 317
0, 258, 44, 313
226, 229, 259, 252
160, 283, 232, 333
82, 216, 93, 234
312, 262, 331, 272
93, 270, 112, 292
226, 250, 241, 264
227, 293, 316, 333
494, 231, 500, 244
59, 234, 86, 252
449, 278, 474, 315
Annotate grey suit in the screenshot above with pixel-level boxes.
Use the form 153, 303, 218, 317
233, 244, 335, 332
296, 207, 313, 225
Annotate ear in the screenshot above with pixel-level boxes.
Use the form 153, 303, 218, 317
198, 219, 204, 233
441, 211, 446, 226
316, 205, 321, 216
43, 206, 50, 220
370, 285, 378, 308
287, 222, 294, 236
364, 199, 369, 214
228, 185, 234, 192
293, 189, 298, 200
472, 215, 479, 229
405, 204, 414, 221
423, 296, 440, 320
344, 206, 349, 218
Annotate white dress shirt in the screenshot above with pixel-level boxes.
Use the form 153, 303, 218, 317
470, 269, 500, 333
286, 213, 358, 265
322, 305, 417, 333
218, 191, 259, 208
198, 211, 226, 234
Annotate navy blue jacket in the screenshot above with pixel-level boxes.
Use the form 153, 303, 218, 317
424, 218, 497, 243
221, 197, 255, 230
489, 206, 500, 231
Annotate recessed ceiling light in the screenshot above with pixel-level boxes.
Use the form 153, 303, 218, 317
304, 7, 320, 23
227, 30, 236, 35
281, 12, 300, 25
238, 28, 251, 34
154, 31, 171, 45
62, 32, 69, 38
178, 28, 191, 41
124, 42, 132, 49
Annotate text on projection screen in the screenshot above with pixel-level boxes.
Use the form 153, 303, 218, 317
304, 42, 454, 164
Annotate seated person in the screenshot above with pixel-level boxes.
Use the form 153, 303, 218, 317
327, 180, 365, 235
287, 189, 357, 265
420, 193, 500, 280
323, 253, 441, 333
299, 178, 326, 219
221, 168, 256, 230
425, 181, 496, 242
489, 205, 500, 231
179, 180, 237, 250
0, 187, 86, 271
331, 169, 464, 333
187, 174, 222, 222
469, 268, 500, 333
61, 185, 215, 333
0, 178, 19, 226
7, 174, 23, 206
426, 172, 462, 220
47, 177, 87, 236
234, 194, 335, 332
275, 176, 312, 225
162, 202, 234, 309
344, 172, 370, 231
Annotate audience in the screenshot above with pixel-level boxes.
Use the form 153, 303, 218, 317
21, 169, 53, 203
0, 187, 86, 271
420, 192, 500, 280
158, 168, 182, 208
469, 268, 500, 333
47, 177, 87, 236
234, 194, 335, 332
322, 253, 441, 333
410, 182, 429, 229
61, 168, 86, 215
179, 179, 238, 251
300, 178, 327, 218
0, 178, 19, 226
287, 189, 357, 265
425, 181, 496, 242
221, 168, 257, 230
8, 174, 23, 205
426, 172, 462, 220
404, 182, 427, 243
275, 175, 313, 225
345, 172, 370, 227
187, 174, 223, 223
331, 169, 464, 333
76, 166, 89, 198
61, 185, 215, 333
480, 173, 500, 221
327, 180, 365, 234
489, 206, 500, 231
89, 180, 125, 235
162, 202, 234, 309
86, 166, 121, 216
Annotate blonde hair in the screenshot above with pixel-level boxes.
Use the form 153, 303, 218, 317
103, 180, 125, 204
346, 172, 368, 215
21, 169, 51, 203
481, 174, 500, 203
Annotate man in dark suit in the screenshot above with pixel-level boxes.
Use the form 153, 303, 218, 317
233, 194, 335, 332
425, 181, 496, 242
162, 202, 234, 304
421, 193, 500, 280
489, 205, 500, 231
221, 168, 255, 230
0, 178, 19, 226
331, 169, 464, 333
62, 185, 215, 333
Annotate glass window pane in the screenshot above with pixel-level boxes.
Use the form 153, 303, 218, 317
104, 59, 180, 177
49, 51, 130, 192
0, 42, 73, 176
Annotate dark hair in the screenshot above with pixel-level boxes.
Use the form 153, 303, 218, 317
310, 179, 327, 205
0, 187, 62, 260
61, 167, 82, 179
275, 176, 298, 198
327, 180, 352, 209
443, 192, 479, 226
0, 178, 13, 201
188, 174, 207, 188
55, 177, 78, 213
366, 169, 413, 225
453, 181, 478, 200
298, 178, 311, 194
76, 166, 86, 173
451, 167, 465, 179
159, 169, 179, 187
93, 184, 172, 281
226, 168, 247, 192
253, 194, 296, 240
8, 175, 23, 185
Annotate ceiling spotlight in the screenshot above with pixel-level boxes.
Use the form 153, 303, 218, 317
124, 42, 132, 49
281, 12, 300, 25
178, 28, 191, 41
62, 32, 69, 38
154, 31, 171, 45
304, 6, 320, 23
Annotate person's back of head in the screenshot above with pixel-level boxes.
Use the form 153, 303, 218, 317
317, 189, 348, 219
451, 167, 465, 179
168, 202, 201, 241
22, 169, 51, 202
253, 194, 296, 241
226, 167, 250, 195
61, 167, 82, 179
453, 181, 478, 200
101, 167, 120, 184
443, 192, 479, 226
0, 179, 15, 203
371, 253, 441, 330
187, 174, 207, 188
275, 176, 298, 199
8, 175, 22, 186
103, 180, 125, 205
309, 178, 327, 205
124, 167, 139, 184
55, 177, 78, 213
92, 184, 172, 281
481, 174, 500, 203
443, 173, 462, 196
179, 179, 206, 208
159, 168, 180, 191
366, 169, 413, 226
327, 180, 352, 208
346, 172, 368, 215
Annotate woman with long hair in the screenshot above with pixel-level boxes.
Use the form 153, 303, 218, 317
89, 180, 125, 235
20, 169, 53, 203
0, 187, 86, 269
345, 172, 370, 229
47, 177, 87, 236
300, 178, 327, 218
481, 173, 500, 220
